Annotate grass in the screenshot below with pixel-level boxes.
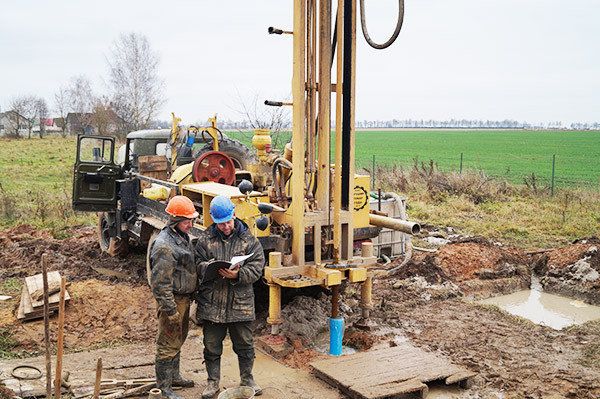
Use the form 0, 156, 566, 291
0, 278, 21, 295
227, 129, 600, 188
1, 133, 599, 249
377, 164, 600, 249
0, 327, 20, 359
0, 136, 95, 233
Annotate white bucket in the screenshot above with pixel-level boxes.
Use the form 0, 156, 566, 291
216, 386, 255, 399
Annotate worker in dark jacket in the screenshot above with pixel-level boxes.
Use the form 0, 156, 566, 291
150, 195, 199, 399
195, 196, 265, 398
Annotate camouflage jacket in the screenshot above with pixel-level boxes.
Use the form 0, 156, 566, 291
150, 226, 197, 316
194, 219, 265, 323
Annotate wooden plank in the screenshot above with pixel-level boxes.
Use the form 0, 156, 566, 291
26, 271, 61, 303
138, 155, 168, 172
26, 272, 71, 309
18, 284, 58, 321
311, 343, 476, 399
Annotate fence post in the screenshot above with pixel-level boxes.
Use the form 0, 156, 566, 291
372, 155, 376, 189
459, 153, 463, 174
551, 154, 556, 196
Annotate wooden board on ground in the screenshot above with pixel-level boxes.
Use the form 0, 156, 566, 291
17, 285, 58, 321
25, 271, 71, 308
310, 342, 477, 399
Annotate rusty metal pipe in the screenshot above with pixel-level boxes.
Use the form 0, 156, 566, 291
369, 213, 420, 235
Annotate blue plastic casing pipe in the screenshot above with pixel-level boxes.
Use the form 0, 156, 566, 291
329, 317, 344, 356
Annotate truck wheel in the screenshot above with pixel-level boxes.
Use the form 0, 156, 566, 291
146, 230, 160, 286
194, 138, 258, 170
97, 212, 129, 257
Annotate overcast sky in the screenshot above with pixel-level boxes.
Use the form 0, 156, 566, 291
1, 0, 598, 124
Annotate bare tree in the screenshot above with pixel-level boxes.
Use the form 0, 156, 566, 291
231, 92, 291, 149
106, 32, 165, 131
54, 86, 70, 137
91, 96, 122, 136
35, 98, 49, 138
10, 95, 38, 138
67, 76, 95, 134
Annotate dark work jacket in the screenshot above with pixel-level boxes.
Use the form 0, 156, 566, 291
194, 219, 265, 323
150, 226, 197, 316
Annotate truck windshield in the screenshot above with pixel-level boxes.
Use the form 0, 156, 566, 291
79, 137, 114, 163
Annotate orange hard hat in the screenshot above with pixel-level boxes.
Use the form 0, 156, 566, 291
165, 195, 199, 219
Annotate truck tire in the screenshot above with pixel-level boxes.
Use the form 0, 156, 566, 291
146, 230, 160, 286
97, 212, 129, 257
194, 138, 258, 170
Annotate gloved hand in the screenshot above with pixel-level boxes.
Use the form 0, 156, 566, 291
167, 311, 180, 324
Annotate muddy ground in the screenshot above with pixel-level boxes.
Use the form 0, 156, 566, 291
1, 226, 600, 398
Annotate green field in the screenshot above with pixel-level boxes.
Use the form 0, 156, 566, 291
0, 134, 598, 247
228, 129, 600, 188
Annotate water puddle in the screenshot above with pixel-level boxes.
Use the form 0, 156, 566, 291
478, 277, 600, 329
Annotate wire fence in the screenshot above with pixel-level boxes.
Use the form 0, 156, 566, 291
360, 153, 600, 192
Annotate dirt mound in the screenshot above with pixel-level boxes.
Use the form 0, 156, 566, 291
343, 329, 378, 351
392, 252, 450, 284
436, 240, 528, 281
1, 279, 156, 354
0, 225, 147, 284
538, 242, 600, 304
545, 240, 600, 270
280, 295, 331, 346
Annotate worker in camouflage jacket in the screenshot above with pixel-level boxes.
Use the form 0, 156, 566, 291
150, 196, 199, 399
195, 196, 265, 398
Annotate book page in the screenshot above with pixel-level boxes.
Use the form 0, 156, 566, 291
229, 253, 253, 268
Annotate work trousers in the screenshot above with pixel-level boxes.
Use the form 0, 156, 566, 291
202, 320, 255, 380
156, 295, 190, 361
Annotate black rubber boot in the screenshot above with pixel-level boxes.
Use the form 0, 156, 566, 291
201, 359, 221, 399
172, 353, 194, 388
239, 357, 262, 396
155, 358, 183, 399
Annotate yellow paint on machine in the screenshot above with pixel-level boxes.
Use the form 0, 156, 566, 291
181, 182, 270, 237
352, 174, 371, 228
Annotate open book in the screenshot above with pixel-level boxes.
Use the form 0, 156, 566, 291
202, 253, 254, 281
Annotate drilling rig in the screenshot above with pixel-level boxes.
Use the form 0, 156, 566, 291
72, 0, 413, 354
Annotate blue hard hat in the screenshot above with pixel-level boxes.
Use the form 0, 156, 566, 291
210, 196, 235, 224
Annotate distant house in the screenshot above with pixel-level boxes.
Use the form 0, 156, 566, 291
66, 111, 125, 135
66, 113, 95, 135
32, 118, 63, 134
0, 110, 29, 137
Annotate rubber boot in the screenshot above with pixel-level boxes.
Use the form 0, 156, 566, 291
155, 359, 183, 399
239, 357, 262, 396
172, 353, 194, 388
201, 359, 221, 399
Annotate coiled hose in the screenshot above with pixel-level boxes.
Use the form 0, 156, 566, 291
359, 0, 405, 49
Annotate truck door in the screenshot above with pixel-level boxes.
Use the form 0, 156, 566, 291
72, 135, 121, 212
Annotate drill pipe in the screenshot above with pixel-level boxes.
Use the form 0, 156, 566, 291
369, 213, 421, 235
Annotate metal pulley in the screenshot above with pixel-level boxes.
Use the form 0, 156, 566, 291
192, 151, 236, 185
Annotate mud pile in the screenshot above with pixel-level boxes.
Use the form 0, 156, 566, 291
279, 295, 331, 345
0, 225, 146, 283
536, 238, 600, 304
0, 279, 156, 354
386, 238, 531, 299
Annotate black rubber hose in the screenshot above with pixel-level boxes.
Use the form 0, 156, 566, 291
359, 0, 404, 49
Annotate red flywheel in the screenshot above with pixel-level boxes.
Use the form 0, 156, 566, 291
192, 151, 236, 185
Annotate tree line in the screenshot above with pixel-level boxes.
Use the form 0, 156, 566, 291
2, 32, 164, 139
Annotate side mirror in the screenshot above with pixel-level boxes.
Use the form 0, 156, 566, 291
256, 216, 269, 231
257, 203, 273, 214
238, 179, 253, 195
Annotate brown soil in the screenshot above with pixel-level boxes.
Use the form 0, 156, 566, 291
1, 279, 156, 354
281, 338, 325, 370
436, 240, 527, 281
0, 225, 147, 284
343, 329, 378, 351
546, 241, 599, 269
2, 226, 600, 398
